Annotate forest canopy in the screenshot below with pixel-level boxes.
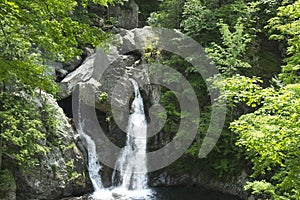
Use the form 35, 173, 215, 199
0, 0, 299, 199
148, 0, 300, 199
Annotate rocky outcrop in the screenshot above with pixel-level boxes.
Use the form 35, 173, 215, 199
12, 93, 91, 200
59, 26, 159, 112
57, 26, 248, 200
108, 0, 139, 29
195, 170, 248, 199
58, 26, 162, 190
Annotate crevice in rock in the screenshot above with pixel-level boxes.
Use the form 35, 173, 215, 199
58, 96, 73, 118
124, 50, 142, 60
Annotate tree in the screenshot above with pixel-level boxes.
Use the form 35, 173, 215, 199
148, 0, 299, 194
0, 0, 116, 93
231, 84, 300, 200
0, 0, 117, 190
205, 18, 252, 76
268, 0, 300, 84
229, 1, 300, 199
147, 0, 185, 28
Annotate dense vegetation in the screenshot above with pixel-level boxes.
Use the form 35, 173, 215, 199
148, 0, 299, 199
0, 0, 118, 195
0, 0, 299, 199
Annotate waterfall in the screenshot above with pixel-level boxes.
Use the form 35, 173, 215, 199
82, 133, 104, 192
112, 78, 148, 190
78, 79, 152, 199
77, 108, 104, 192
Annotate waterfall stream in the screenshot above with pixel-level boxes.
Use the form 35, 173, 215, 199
75, 79, 241, 200
112, 78, 148, 190
79, 79, 152, 199
77, 107, 104, 192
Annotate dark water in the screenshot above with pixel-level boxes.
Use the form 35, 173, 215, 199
152, 187, 242, 200
63, 187, 243, 200
63, 187, 242, 200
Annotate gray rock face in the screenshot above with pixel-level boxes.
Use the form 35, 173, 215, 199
59, 54, 99, 99
194, 169, 248, 199
59, 26, 159, 112
64, 56, 83, 72
13, 93, 90, 200
109, 0, 139, 29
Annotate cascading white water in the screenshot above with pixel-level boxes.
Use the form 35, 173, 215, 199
79, 79, 152, 200
112, 78, 148, 190
80, 132, 104, 192
77, 105, 104, 192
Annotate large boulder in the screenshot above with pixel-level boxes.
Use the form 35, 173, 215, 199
12, 93, 91, 200
59, 26, 158, 112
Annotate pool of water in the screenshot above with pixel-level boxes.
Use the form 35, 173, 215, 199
152, 187, 242, 200
64, 187, 243, 200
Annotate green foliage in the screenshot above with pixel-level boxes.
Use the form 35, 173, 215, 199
231, 84, 300, 199
0, 169, 15, 198
80, 0, 115, 7
135, 0, 160, 26
98, 92, 108, 103
41, 102, 60, 146
213, 74, 264, 107
147, 0, 185, 28
159, 90, 181, 134
206, 19, 253, 75
0, 91, 62, 192
0, 0, 115, 93
244, 180, 275, 199
0, 0, 115, 187
150, 0, 299, 198
268, 0, 300, 84
0, 92, 47, 166
0, 0, 112, 61
66, 160, 75, 179
181, 0, 218, 44
0, 57, 58, 94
